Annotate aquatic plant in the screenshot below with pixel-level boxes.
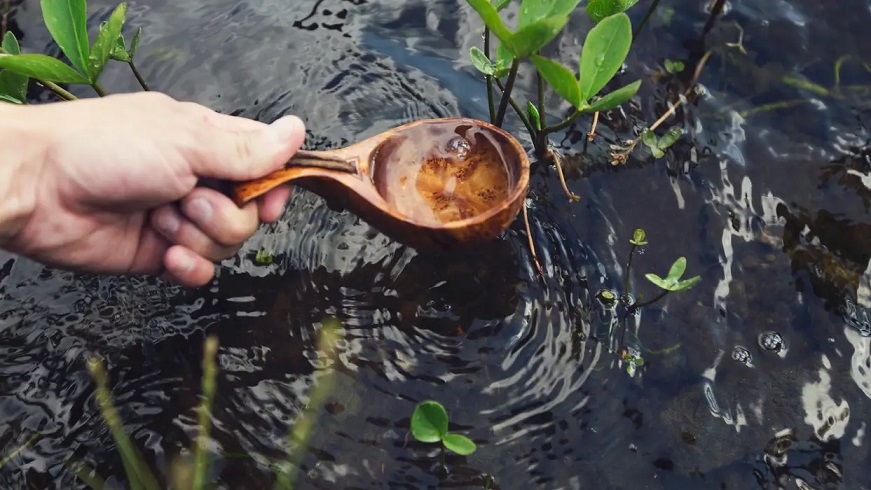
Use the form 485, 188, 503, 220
410, 400, 477, 457
0, 0, 148, 103
465, 0, 642, 159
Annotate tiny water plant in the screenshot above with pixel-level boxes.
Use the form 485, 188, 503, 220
595, 228, 700, 375
0, 0, 149, 104
410, 400, 477, 468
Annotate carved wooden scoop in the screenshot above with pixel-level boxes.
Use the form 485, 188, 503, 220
232, 118, 530, 249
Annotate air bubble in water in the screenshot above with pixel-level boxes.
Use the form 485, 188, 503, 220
446, 136, 471, 159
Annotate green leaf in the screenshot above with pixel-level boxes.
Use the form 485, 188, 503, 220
504, 14, 569, 58
641, 128, 657, 149
109, 33, 130, 62
650, 146, 664, 158
585, 0, 639, 23
0, 93, 23, 104
630, 228, 647, 246
0, 32, 29, 102
663, 59, 684, 74
410, 401, 448, 443
128, 27, 141, 59
492, 0, 511, 11
0, 53, 90, 84
493, 43, 513, 77
527, 101, 541, 130
88, 2, 127, 82
518, 0, 581, 29
469, 47, 494, 76
466, 0, 513, 42
665, 256, 687, 282
674, 275, 700, 291
40, 0, 90, 76
645, 273, 670, 290
443, 434, 477, 455
585, 79, 640, 112
578, 13, 632, 102
530, 54, 581, 107
657, 127, 682, 149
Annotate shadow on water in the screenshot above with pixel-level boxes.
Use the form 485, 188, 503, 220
3, 0, 871, 488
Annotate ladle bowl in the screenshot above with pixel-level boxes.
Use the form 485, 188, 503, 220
232, 118, 530, 250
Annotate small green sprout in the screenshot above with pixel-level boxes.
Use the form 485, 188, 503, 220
663, 59, 685, 74
410, 401, 476, 456
645, 257, 701, 292
641, 127, 683, 158
629, 228, 648, 246
255, 249, 274, 265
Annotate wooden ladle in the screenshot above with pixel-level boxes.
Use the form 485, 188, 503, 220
232, 118, 530, 249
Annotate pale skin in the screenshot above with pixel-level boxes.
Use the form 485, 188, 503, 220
0, 91, 305, 287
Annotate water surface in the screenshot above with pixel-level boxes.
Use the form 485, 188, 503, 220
2, 0, 871, 488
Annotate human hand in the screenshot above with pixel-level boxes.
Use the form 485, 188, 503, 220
1, 92, 305, 287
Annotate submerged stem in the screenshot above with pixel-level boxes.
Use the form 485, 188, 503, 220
632, 290, 669, 310
623, 244, 637, 303
494, 59, 519, 127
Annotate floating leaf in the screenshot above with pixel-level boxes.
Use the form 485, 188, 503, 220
665, 257, 687, 283
518, 0, 581, 29
658, 127, 682, 149
504, 15, 569, 58
526, 101, 541, 130
40, 0, 90, 76
0, 32, 28, 103
88, 2, 127, 81
585, 0, 639, 23
443, 434, 477, 455
470, 47, 494, 76
579, 13, 632, 102
465, 0, 513, 42
641, 128, 657, 148
630, 228, 647, 246
410, 401, 448, 443
530, 54, 581, 107
585, 79, 640, 112
0, 53, 90, 84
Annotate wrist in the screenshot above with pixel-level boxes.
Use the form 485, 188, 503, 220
0, 103, 43, 249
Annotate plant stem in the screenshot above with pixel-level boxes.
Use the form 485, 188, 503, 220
1, 0, 9, 38
551, 151, 578, 201
483, 29, 495, 123
539, 108, 583, 138
37, 80, 77, 101
192, 336, 219, 490
632, 290, 669, 310
632, 0, 661, 41
588, 111, 600, 140
494, 59, 519, 127
535, 72, 547, 156
623, 244, 637, 303
128, 61, 151, 91
92, 82, 108, 97
494, 77, 538, 147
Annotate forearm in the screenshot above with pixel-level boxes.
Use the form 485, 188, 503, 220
0, 103, 42, 248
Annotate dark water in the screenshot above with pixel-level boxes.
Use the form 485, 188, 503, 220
3, 0, 871, 488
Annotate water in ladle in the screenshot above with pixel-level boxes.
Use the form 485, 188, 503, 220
372, 122, 514, 226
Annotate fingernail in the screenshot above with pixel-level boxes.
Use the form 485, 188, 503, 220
267, 115, 305, 147
187, 197, 212, 223
155, 209, 180, 235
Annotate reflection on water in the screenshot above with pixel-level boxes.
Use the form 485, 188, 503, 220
3, 0, 871, 488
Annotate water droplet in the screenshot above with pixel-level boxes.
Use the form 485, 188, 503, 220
445, 136, 471, 159
595, 52, 605, 67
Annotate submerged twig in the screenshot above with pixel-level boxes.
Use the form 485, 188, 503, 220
522, 201, 542, 276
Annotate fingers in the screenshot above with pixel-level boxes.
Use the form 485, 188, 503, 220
257, 185, 293, 222
162, 245, 217, 288
190, 114, 307, 181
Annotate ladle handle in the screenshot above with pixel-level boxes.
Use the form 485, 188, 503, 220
287, 150, 356, 173
230, 149, 357, 206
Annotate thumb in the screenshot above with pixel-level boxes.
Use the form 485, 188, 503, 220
192, 115, 306, 181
